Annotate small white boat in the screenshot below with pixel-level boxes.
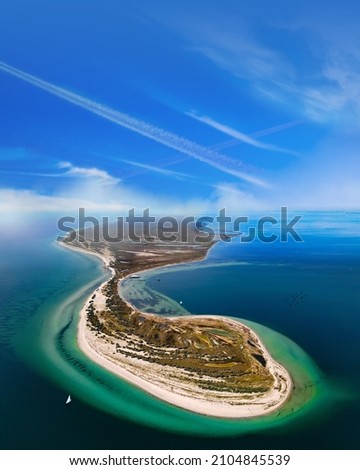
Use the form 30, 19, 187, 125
130, 275, 140, 279
65, 395, 72, 405
179, 300, 183, 305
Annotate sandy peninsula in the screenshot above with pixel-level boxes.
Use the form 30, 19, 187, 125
60, 228, 292, 419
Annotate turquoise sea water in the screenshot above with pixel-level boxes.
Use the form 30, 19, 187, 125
0, 214, 359, 448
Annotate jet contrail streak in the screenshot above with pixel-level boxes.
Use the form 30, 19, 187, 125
0, 61, 269, 188
187, 112, 300, 157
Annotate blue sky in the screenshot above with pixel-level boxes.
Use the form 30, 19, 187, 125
1, 0, 360, 221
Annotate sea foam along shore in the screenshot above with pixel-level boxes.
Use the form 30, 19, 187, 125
60, 241, 292, 419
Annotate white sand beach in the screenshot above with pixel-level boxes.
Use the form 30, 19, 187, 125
72, 246, 292, 419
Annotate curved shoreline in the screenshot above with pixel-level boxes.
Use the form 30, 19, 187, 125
57, 241, 115, 276
79, 310, 292, 419
60, 241, 293, 419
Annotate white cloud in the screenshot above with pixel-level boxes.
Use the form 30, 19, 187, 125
210, 183, 270, 212
192, 30, 293, 84
165, 13, 360, 126
300, 56, 360, 121
0, 188, 126, 212
0, 179, 212, 217
59, 161, 120, 185
0, 162, 121, 185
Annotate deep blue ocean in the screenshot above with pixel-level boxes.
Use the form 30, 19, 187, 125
0, 213, 359, 449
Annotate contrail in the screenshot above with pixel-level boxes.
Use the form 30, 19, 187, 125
251, 120, 303, 139
187, 112, 300, 157
120, 159, 195, 179
0, 61, 269, 188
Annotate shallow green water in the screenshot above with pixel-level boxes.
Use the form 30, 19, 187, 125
1, 221, 359, 448
16, 262, 319, 437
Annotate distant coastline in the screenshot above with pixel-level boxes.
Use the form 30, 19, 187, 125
60, 238, 292, 419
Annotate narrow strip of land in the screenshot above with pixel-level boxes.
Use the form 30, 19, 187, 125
60, 227, 292, 418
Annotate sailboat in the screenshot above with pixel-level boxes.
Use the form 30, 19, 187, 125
65, 395, 72, 405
